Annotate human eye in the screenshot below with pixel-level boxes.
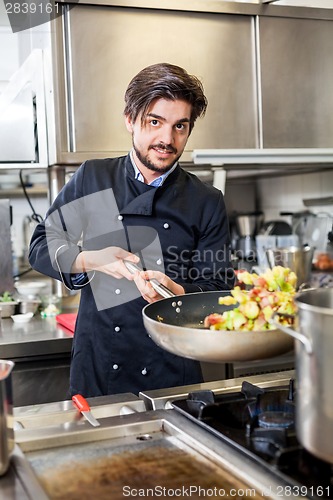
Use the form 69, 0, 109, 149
150, 119, 159, 126
175, 122, 188, 132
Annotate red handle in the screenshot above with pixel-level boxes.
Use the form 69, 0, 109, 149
72, 394, 90, 412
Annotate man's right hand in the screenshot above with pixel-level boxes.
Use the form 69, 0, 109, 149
73, 247, 140, 280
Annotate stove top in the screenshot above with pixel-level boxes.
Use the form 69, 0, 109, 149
172, 380, 333, 500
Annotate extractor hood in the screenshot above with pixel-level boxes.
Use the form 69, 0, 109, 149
192, 149, 333, 167
238, 0, 333, 8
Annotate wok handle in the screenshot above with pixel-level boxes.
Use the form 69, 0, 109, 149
271, 311, 313, 355
149, 280, 175, 299
124, 260, 175, 299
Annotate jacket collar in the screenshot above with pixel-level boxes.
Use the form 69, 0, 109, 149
120, 154, 180, 216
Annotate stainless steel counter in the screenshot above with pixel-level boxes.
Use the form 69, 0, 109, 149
11, 411, 293, 500
139, 369, 295, 410
13, 393, 146, 430
1, 392, 147, 500
0, 316, 73, 359
0, 371, 302, 500
0, 316, 73, 406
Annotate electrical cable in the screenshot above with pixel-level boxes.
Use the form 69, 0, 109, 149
19, 169, 43, 223
15, 170, 44, 278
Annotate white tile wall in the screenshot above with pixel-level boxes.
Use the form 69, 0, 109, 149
257, 169, 333, 221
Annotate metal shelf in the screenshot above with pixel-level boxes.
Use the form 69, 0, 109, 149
0, 186, 48, 198
303, 196, 333, 207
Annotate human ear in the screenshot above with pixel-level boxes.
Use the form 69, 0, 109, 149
124, 115, 133, 133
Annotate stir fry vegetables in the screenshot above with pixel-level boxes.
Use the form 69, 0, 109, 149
204, 266, 297, 331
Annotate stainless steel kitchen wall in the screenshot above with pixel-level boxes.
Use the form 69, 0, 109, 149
53, 6, 258, 164
260, 15, 333, 148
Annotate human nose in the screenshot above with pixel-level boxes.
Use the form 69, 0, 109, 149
159, 125, 174, 145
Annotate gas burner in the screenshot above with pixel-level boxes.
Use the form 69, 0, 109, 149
172, 379, 333, 499
258, 411, 294, 429
184, 380, 296, 432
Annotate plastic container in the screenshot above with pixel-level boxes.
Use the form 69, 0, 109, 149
40, 295, 62, 317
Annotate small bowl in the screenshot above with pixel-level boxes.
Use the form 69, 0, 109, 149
15, 281, 47, 297
0, 301, 19, 318
11, 313, 34, 323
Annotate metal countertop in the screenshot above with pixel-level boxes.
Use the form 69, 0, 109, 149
0, 316, 73, 359
1, 371, 299, 500
139, 369, 295, 410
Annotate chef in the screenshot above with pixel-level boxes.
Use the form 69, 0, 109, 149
29, 62, 234, 398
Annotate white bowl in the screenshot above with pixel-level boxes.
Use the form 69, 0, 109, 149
11, 313, 34, 323
15, 281, 47, 297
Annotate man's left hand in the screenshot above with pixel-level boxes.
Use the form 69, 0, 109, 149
133, 270, 184, 303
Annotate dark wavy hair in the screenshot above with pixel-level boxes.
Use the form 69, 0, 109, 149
124, 63, 208, 133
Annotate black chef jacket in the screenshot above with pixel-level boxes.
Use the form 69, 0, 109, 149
29, 155, 234, 397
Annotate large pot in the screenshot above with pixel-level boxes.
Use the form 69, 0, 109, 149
0, 360, 15, 475
266, 245, 314, 289
274, 288, 333, 463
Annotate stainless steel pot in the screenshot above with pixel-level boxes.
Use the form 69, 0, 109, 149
273, 288, 333, 463
266, 245, 314, 289
0, 359, 15, 475
0, 301, 18, 318
18, 298, 41, 315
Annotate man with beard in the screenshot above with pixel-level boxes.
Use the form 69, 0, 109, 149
29, 63, 234, 398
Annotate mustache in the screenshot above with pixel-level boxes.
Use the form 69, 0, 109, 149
149, 143, 177, 154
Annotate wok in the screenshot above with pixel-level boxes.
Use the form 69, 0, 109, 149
142, 291, 294, 363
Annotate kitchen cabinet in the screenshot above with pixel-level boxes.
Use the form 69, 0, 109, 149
53, 5, 258, 164
48, 0, 333, 167
260, 16, 333, 148
2, 1, 333, 169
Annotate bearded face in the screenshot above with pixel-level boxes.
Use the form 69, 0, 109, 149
125, 98, 192, 180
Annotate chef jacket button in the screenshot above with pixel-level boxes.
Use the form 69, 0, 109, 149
163, 223, 170, 229
156, 258, 162, 265
117, 215, 123, 221
115, 289, 121, 295
141, 368, 147, 375
114, 326, 121, 332
113, 364, 119, 370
